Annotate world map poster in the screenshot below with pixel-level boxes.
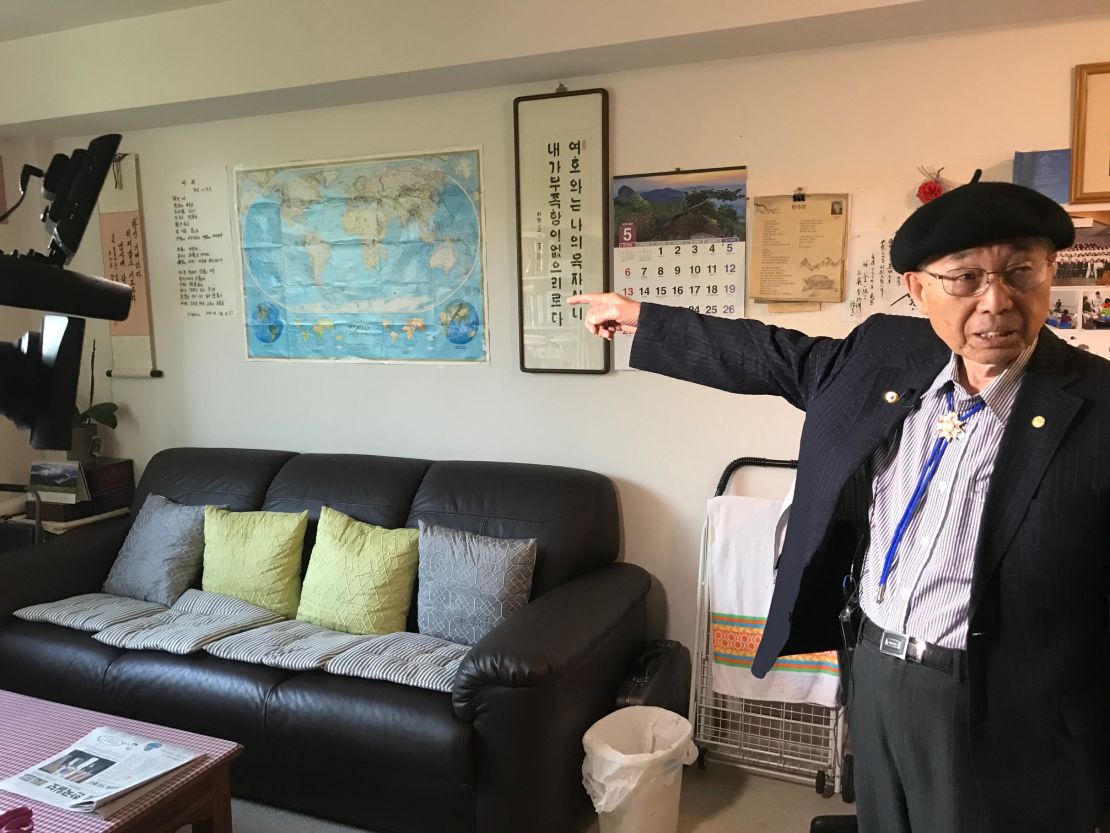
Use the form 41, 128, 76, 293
235, 149, 486, 362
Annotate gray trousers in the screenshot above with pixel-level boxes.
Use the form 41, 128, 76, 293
849, 636, 991, 833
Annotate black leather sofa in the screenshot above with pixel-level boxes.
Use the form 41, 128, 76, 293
0, 448, 651, 833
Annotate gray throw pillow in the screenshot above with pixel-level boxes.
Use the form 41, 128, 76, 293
417, 521, 537, 646
102, 494, 208, 606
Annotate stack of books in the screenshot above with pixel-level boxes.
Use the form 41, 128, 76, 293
26, 458, 134, 522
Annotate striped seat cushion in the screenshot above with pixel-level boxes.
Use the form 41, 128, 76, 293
205, 620, 370, 671
93, 589, 284, 654
13, 593, 167, 632
325, 632, 470, 693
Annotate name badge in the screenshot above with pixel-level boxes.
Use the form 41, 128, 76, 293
879, 630, 909, 660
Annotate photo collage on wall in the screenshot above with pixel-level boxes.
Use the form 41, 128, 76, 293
1045, 209, 1110, 355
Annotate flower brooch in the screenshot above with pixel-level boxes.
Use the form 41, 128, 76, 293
934, 410, 967, 441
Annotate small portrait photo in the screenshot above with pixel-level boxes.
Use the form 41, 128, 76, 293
1082, 290, 1110, 330
1046, 289, 1082, 330
830, 200, 844, 216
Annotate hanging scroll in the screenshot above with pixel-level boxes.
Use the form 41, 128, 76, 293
514, 88, 609, 373
97, 154, 161, 378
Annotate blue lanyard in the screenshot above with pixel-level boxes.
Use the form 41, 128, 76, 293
876, 387, 985, 603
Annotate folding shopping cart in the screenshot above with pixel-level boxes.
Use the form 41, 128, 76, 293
690, 456, 854, 801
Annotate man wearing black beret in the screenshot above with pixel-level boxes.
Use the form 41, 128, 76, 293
571, 175, 1108, 832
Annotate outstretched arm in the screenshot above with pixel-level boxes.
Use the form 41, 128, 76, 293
569, 293, 862, 411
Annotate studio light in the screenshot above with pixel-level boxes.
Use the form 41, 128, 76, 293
0, 134, 133, 450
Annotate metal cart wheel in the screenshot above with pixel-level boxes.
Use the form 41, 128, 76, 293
841, 754, 855, 803
696, 746, 709, 770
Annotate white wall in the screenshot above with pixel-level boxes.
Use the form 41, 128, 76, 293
16, 14, 1110, 643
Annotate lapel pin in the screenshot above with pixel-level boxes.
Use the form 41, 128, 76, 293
883, 391, 900, 404
1031, 415, 1046, 429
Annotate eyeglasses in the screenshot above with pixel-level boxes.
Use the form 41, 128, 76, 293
922, 259, 1052, 297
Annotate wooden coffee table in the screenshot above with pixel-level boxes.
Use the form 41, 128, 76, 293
0, 690, 241, 832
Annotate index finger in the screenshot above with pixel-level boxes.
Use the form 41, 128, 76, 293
567, 293, 602, 305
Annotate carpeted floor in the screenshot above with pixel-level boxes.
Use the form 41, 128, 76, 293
218, 766, 854, 832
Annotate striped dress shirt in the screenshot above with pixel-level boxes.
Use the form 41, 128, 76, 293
859, 342, 1035, 650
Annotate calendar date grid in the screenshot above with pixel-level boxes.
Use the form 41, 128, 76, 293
616, 237, 743, 317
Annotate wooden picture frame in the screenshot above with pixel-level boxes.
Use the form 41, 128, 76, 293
1070, 62, 1110, 204
514, 88, 610, 373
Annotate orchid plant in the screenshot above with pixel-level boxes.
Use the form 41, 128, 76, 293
72, 340, 119, 429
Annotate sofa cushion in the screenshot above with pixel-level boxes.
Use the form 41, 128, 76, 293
406, 460, 619, 596
206, 620, 368, 671
202, 507, 308, 618
296, 508, 419, 635
93, 589, 284, 654
13, 593, 166, 632
265, 672, 473, 784
132, 447, 297, 514
103, 649, 295, 751
417, 521, 536, 646
326, 632, 469, 693
0, 620, 125, 712
102, 494, 208, 605
259, 453, 433, 557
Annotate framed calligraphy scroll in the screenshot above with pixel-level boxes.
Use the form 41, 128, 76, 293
1070, 62, 1110, 204
97, 153, 162, 378
514, 88, 609, 373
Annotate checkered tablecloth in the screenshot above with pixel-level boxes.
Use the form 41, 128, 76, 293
0, 690, 241, 831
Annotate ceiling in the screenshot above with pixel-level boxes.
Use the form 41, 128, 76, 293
0, 0, 1107, 138
0, 0, 226, 42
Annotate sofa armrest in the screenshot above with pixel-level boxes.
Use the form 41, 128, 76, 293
453, 561, 650, 720
451, 561, 650, 833
0, 516, 130, 617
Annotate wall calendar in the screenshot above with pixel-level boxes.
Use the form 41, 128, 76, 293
611, 166, 747, 370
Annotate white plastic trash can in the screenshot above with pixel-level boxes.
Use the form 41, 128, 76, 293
582, 706, 698, 833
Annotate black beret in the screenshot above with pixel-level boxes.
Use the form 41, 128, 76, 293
890, 175, 1075, 274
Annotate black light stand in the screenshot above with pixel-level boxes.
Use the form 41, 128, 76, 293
0, 484, 44, 544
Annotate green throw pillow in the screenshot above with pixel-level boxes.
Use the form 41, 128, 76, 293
201, 507, 308, 618
296, 507, 419, 635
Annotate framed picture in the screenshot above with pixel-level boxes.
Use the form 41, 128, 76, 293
1070, 62, 1110, 204
514, 88, 610, 373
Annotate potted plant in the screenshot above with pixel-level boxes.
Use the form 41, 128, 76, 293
70, 340, 118, 460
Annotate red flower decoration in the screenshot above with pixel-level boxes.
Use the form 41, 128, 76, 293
917, 179, 944, 203
915, 165, 945, 203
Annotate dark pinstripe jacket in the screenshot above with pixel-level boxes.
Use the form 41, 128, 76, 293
631, 303, 1109, 833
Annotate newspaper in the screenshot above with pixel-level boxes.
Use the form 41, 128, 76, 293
0, 726, 199, 816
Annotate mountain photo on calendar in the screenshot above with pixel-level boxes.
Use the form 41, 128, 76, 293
612, 167, 747, 246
